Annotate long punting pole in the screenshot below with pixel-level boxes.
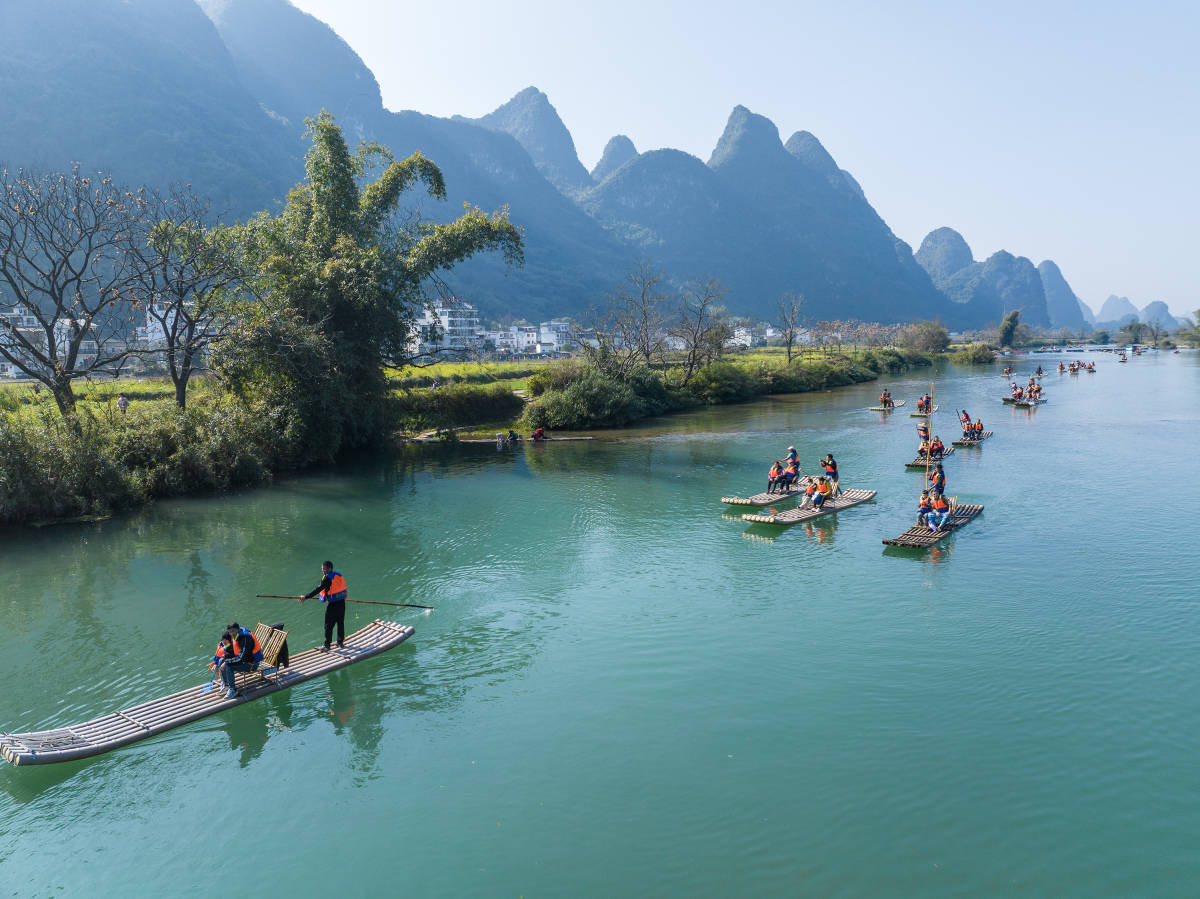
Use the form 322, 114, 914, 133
925, 381, 934, 488
255, 594, 434, 610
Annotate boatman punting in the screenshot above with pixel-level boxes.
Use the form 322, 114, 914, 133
959, 409, 971, 437
878, 389, 894, 409
917, 393, 933, 414
300, 561, 348, 651
821, 453, 841, 496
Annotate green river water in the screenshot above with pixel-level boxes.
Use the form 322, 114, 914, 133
1, 351, 1197, 896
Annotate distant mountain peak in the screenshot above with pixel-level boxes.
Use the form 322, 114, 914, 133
707, 105, 787, 169
591, 135, 637, 183
1036, 259, 1085, 330
469, 87, 592, 191
1099, 294, 1140, 323
915, 227, 975, 286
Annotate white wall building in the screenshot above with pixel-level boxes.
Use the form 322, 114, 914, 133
412, 297, 484, 355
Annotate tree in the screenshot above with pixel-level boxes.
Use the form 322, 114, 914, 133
1175, 311, 1200, 346
0, 165, 145, 415
997, 309, 1021, 348
127, 187, 253, 409
776, 292, 805, 363
898, 320, 950, 353
1143, 319, 1163, 347
1092, 328, 1110, 345
1117, 319, 1146, 346
670, 277, 729, 385
223, 111, 523, 454
586, 259, 670, 378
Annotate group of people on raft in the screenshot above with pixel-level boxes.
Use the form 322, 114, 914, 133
1058, 361, 1095, 374
957, 408, 985, 441
916, 393, 934, 414
877, 389, 895, 409
1009, 378, 1044, 402
766, 447, 842, 505
915, 420, 950, 459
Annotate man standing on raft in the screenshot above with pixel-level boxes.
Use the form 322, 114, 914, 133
300, 561, 348, 651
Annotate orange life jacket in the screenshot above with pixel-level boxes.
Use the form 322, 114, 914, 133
818, 481, 831, 496
933, 496, 949, 512
321, 572, 348, 602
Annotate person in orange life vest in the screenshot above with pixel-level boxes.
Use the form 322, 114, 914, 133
301, 561, 348, 651
917, 490, 934, 527
929, 436, 945, 458
218, 622, 263, 699
785, 446, 799, 468
767, 461, 783, 493
778, 459, 800, 489
927, 492, 952, 531
797, 477, 818, 509
811, 477, 831, 509
959, 409, 972, 438
208, 631, 232, 690
879, 390, 892, 408
917, 439, 930, 458
927, 464, 945, 495
821, 454, 841, 496
973, 419, 984, 437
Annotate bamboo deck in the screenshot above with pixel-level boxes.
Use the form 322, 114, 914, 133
741, 488, 876, 524
0, 620, 415, 766
882, 503, 985, 547
721, 479, 814, 506
952, 431, 993, 446
868, 400, 906, 411
909, 405, 939, 416
904, 447, 955, 468
1013, 399, 1046, 408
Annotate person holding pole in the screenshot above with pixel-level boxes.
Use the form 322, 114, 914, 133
300, 561, 347, 651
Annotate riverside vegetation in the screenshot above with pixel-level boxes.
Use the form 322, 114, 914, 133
0, 112, 521, 525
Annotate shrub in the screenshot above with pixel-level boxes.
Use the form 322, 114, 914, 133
687, 363, 758, 404
951, 343, 996, 364
391, 383, 526, 432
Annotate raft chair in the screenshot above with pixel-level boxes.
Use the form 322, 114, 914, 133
235, 622, 290, 690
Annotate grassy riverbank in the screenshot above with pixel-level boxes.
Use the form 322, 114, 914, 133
0, 348, 930, 525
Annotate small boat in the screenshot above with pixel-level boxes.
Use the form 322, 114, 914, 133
909, 405, 940, 416
904, 448, 955, 468
721, 481, 813, 506
868, 400, 906, 411
952, 431, 993, 447
741, 489, 876, 525
0, 620, 415, 766
882, 503, 984, 548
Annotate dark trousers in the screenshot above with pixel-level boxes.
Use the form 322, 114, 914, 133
324, 600, 346, 647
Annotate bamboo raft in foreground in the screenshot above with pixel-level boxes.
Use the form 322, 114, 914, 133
909, 405, 939, 416
741, 488, 876, 524
904, 448, 955, 468
721, 479, 814, 506
882, 503, 985, 548
868, 400, 906, 411
0, 620, 414, 766
952, 431, 993, 447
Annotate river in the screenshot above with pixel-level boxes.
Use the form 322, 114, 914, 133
1, 351, 1196, 896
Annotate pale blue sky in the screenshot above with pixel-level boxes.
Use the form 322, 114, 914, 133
291, 0, 1198, 317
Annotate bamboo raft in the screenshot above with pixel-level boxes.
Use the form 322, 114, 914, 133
952, 431, 993, 447
408, 436, 594, 444
741, 488, 876, 525
0, 620, 414, 766
909, 405, 939, 416
721, 479, 814, 506
904, 448, 955, 468
882, 503, 985, 548
868, 400, 906, 411
1013, 399, 1046, 408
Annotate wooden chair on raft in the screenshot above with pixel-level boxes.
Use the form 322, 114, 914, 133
235, 622, 290, 689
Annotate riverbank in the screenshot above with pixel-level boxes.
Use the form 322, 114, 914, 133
0, 348, 930, 526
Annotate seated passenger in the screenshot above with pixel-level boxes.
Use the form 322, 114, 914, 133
767, 461, 783, 493
929, 437, 945, 457
812, 477, 831, 509
917, 491, 934, 527
927, 492, 952, 531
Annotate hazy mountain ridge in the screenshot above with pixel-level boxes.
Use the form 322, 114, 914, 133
0, 0, 1125, 329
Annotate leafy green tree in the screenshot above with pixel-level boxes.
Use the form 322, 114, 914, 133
221, 111, 522, 457
1092, 329, 1110, 345
997, 309, 1021, 347
1175, 311, 1200, 346
898, 320, 950, 353
1117, 320, 1146, 346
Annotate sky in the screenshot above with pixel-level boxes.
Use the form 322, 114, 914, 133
288, 0, 1198, 317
